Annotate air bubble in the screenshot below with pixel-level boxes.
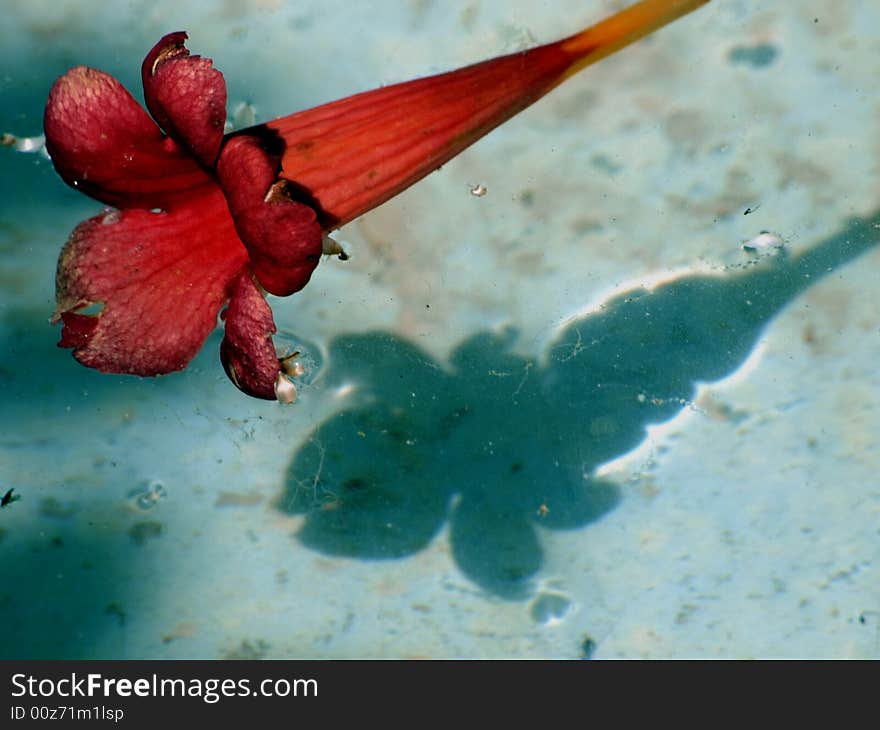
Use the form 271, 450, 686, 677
129, 480, 167, 510
742, 230, 786, 257
274, 332, 324, 389
529, 592, 573, 626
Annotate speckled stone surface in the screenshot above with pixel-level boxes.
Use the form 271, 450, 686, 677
1, 0, 877, 658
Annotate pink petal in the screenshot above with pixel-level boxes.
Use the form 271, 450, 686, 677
220, 270, 283, 400
54, 188, 248, 375
141, 32, 227, 169
216, 133, 322, 297
44, 65, 213, 210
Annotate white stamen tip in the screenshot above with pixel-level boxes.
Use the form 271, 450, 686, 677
322, 234, 350, 260
274, 373, 297, 404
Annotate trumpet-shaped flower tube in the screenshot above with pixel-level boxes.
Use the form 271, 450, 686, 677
43, 0, 708, 400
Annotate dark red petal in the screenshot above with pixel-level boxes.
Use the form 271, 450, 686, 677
219, 270, 282, 400
216, 134, 322, 297
141, 31, 227, 168
57, 312, 97, 350
264, 0, 708, 229
54, 187, 248, 375
44, 65, 213, 209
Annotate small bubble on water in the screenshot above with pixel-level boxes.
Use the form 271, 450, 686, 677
742, 230, 785, 256
529, 592, 573, 627
129, 480, 167, 510
274, 332, 324, 389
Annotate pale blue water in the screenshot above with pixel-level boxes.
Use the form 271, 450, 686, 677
1, 0, 878, 658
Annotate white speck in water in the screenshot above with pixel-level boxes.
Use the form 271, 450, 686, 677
334, 382, 357, 399
2, 132, 46, 154
742, 230, 785, 256
469, 183, 488, 197
232, 101, 257, 129
17, 135, 44, 153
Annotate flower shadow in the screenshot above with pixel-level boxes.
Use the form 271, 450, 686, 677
277, 210, 880, 598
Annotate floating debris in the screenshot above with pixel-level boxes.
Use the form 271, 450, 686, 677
469, 183, 488, 197
1, 132, 48, 156
129, 480, 167, 510
742, 230, 785, 256
579, 634, 598, 659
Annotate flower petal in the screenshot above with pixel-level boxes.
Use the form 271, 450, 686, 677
219, 270, 283, 400
216, 133, 322, 297
44, 65, 213, 210
141, 31, 227, 168
54, 187, 248, 375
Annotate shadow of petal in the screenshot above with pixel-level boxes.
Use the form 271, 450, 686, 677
449, 493, 542, 600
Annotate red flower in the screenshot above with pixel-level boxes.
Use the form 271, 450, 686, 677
43, 0, 706, 401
